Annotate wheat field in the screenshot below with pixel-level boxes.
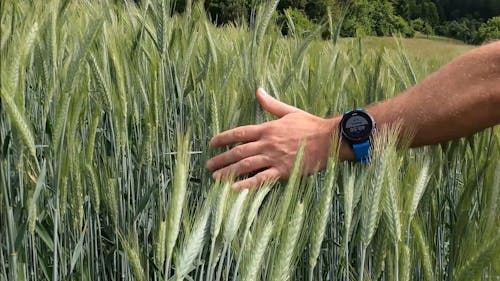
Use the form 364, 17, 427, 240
0, 1, 499, 281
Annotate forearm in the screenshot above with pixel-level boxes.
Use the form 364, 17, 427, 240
335, 41, 500, 160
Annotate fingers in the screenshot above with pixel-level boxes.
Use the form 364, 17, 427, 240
232, 168, 281, 190
209, 125, 262, 148
212, 155, 270, 179
206, 142, 263, 171
207, 87, 298, 189
256, 88, 299, 118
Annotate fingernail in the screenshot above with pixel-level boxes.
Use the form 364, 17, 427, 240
212, 171, 220, 179
259, 88, 268, 97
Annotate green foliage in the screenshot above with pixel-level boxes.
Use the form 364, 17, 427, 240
433, 0, 500, 20
370, 1, 402, 36
367, 0, 499, 43
171, 0, 497, 44
476, 16, 500, 43
393, 0, 410, 20
393, 15, 415, 37
435, 17, 483, 44
278, 8, 318, 37
341, 0, 414, 37
420, 1, 439, 25
303, 0, 337, 22
406, 1, 439, 25
341, 1, 374, 36
277, 0, 308, 13
411, 18, 434, 35
204, 0, 250, 25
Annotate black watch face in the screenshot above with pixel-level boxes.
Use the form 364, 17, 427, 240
341, 110, 374, 143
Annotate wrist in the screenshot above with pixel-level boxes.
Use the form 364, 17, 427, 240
325, 117, 355, 161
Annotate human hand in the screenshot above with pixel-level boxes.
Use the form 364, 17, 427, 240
206, 88, 350, 190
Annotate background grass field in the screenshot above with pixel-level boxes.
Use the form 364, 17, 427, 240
340, 36, 473, 60
1, 1, 498, 281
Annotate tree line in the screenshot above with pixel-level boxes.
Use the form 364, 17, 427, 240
172, 0, 499, 44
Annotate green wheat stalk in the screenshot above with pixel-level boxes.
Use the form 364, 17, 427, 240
270, 202, 305, 281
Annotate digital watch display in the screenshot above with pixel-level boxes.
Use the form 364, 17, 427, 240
340, 109, 376, 163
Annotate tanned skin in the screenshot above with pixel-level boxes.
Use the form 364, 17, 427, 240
207, 41, 500, 190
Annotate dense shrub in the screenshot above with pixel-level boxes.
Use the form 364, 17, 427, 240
476, 16, 500, 43
411, 18, 433, 35
278, 0, 336, 22
370, 0, 398, 36
278, 8, 318, 37
393, 15, 415, 37
435, 17, 483, 43
341, 1, 374, 36
341, 0, 414, 38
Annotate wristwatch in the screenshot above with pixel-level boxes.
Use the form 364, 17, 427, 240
339, 109, 376, 163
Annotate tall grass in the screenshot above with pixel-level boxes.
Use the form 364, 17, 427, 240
1, 1, 498, 280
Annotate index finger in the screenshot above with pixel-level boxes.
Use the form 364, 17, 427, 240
209, 125, 263, 147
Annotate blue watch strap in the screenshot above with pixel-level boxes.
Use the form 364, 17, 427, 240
353, 141, 371, 163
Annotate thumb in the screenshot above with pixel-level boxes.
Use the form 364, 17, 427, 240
256, 88, 299, 118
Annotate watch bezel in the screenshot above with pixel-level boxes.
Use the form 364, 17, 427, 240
340, 110, 376, 144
